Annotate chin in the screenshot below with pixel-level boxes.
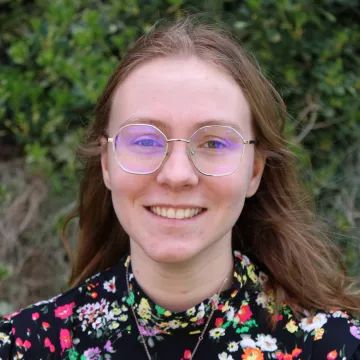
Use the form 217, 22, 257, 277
143, 244, 201, 264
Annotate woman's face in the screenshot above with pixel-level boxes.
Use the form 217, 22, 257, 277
101, 56, 264, 263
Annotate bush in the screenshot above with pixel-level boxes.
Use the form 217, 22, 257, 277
0, 0, 359, 314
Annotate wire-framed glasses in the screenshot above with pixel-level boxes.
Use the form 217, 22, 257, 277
107, 124, 257, 177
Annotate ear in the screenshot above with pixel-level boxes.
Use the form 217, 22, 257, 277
246, 151, 266, 198
100, 136, 112, 191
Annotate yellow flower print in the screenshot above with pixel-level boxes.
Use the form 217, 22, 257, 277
234, 271, 243, 286
164, 310, 172, 317
221, 301, 230, 313
119, 314, 128, 322
286, 320, 298, 333
314, 327, 324, 340
137, 298, 151, 320
247, 265, 259, 284
0, 332, 10, 344
109, 321, 119, 330
112, 307, 121, 316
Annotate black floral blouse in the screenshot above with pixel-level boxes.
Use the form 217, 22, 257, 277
1, 250, 359, 360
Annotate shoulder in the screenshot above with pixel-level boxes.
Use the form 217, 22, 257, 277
301, 309, 360, 359
241, 260, 360, 359
0, 261, 126, 358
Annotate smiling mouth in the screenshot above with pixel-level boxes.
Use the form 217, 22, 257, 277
146, 206, 206, 220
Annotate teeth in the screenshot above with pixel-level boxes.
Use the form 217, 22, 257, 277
149, 207, 203, 220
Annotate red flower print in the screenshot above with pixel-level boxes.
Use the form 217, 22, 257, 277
215, 317, 224, 327
4, 310, 21, 319
54, 302, 75, 320
45, 337, 56, 353
195, 318, 205, 325
42, 322, 50, 330
23, 340, 31, 349
15, 338, 23, 347
292, 348, 302, 357
327, 350, 338, 360
276, 351, 284, 360
91, 292, 98, 299
45, 338, 52, 347
32, 312, 40, 321
182, 350, 192, 359
236, 304, 253, 323
284, 355, 292, 360
59, 328, 72, 354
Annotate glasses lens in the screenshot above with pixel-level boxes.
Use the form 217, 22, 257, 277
189, 126, 244, 176
114, 125, 166, 174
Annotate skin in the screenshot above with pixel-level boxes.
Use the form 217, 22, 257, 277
101, 56, 265, 311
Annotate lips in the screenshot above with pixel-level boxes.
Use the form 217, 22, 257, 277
148, 206, 205, 220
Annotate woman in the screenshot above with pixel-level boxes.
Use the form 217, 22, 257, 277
0, 16, 359, 360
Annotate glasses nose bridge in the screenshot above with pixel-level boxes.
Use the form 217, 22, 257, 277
166, 138, 190, 144
165, 138, 194, 156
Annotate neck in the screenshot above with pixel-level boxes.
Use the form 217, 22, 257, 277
129, 238, 234, 312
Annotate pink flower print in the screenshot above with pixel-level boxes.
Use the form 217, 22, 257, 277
23, 340, 31, 349
139, 326, 160, 336
4, 310, 21, 320
350, 326, 360, 339
59, 328, 72, 354
84, 347, 102, 359
55, 302, 75, 320
44, 337, 56, 353
32, 312, 40, 321
104, 340, 114, 353
15, 338, 23, 347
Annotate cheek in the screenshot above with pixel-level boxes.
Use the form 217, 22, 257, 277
211, 175, 248, 218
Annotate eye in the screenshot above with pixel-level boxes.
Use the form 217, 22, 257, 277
132, 138, 163, 147
201, 140, 227, 149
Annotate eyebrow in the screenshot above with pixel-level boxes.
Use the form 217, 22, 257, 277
117, 116, 245, 134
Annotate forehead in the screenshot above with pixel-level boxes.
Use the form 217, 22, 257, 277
109, 57, 252, 135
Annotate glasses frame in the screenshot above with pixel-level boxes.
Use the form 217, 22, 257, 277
107, 123, 257, 177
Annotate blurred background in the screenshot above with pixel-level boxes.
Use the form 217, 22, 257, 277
0, 0, 359, 317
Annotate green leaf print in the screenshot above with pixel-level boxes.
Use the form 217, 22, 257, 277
155, 305, 166, 315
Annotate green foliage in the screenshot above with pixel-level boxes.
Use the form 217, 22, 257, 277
0, 0, 359, 298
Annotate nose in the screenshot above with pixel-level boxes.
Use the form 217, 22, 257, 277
156, 141, 199, 189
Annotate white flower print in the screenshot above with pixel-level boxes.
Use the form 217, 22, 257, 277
77, 299, 110, 332
226, 306, 235, 321
218, 352, 234, 360
103, 276, 116, 293
186, 307, 196, 316
209, 327, 226, 339
299, 313, 328, 332
331, 310, 348, 318
255, 334, 278, 352
258, 271, 269, 286
169, 320, 181, 329
227, 341, 239, 352
240, 335, 256, 349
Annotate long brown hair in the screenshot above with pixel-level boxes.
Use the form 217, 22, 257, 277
62, 15, 360, 322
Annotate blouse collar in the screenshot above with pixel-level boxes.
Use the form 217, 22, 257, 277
124, 250, 260, 336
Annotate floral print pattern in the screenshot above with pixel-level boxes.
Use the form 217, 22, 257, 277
0, 250, 359, 359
